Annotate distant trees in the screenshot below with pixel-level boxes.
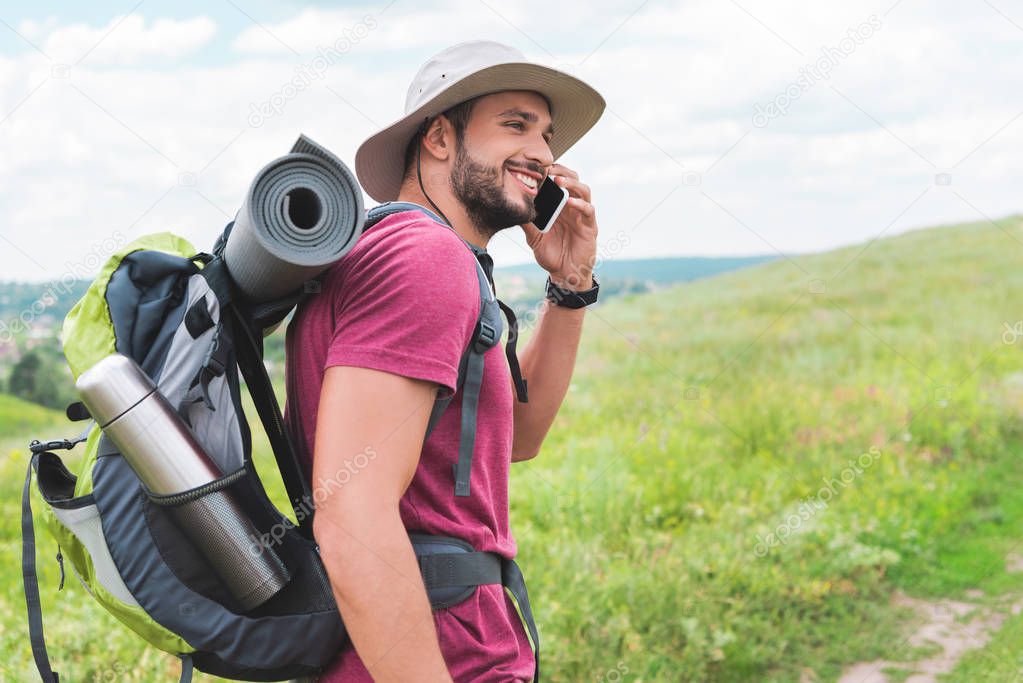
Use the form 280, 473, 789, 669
6, 345, 76, 410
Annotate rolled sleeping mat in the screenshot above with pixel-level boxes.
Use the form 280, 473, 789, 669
223, 134, 364, 304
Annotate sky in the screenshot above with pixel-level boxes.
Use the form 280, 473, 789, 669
0, 0, 1020, 283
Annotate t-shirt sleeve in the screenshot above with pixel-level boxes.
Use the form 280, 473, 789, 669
325, 225, 481, 399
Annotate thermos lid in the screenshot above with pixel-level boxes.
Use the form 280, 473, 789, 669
76, 354, 157, 427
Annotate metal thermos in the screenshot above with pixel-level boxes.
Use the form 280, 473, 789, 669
76, 353, 290, 611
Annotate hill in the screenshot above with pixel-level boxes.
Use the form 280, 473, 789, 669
495, 254, 776, 284
3, 215, 1023, 680
509, 213, 1023, 680
0, 393, 65, 451
0, 254, 772, 382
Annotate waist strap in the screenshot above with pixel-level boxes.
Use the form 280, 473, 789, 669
418, 550, 502, 590
412, 534, 540, 682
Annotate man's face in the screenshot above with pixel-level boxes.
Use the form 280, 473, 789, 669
449, 91, 555, 237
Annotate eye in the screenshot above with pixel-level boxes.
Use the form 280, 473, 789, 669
504, 121, 525, 130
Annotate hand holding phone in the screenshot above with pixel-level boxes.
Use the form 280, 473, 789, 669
531, 175, 570, 233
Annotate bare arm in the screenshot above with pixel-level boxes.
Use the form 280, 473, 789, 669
510, 301, 586, 461
311, 365, 453, 682
513, 161, 597, 462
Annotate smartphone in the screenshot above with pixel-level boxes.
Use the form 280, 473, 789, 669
532, 175, 569, 233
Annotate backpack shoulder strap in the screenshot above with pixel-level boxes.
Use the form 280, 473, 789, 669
197, 255, 315, 540
22, 454, 61, 683
450, 268, 502, 496
418, 233, 498, 437
363, 203, 505, 497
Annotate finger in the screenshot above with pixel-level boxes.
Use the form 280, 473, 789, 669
565, 196, 595, 219
548, 163, 579, 180
554, 175, 591, 203
520, 220, 544, 246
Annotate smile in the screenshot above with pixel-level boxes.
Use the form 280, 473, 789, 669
509, 169, 538, 195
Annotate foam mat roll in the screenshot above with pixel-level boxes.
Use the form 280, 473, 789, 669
223, 134, 364, 303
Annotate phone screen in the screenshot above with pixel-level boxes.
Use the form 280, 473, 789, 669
532, 176, 568, 232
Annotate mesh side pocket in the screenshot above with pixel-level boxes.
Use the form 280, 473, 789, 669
31, 451, 141, 607
145, 467, 290, 612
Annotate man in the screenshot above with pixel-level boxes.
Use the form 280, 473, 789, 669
283, 40, 604, 681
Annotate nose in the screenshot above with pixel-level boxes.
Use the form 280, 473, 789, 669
525, 134, 554, 174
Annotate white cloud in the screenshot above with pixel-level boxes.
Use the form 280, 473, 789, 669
16, 16, 60, 42
40, 14, 216, 65
0, 0, 1021, 283
231, 6, 383, 54
229, 0, 636, 55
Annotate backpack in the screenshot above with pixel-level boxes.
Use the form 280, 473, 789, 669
21, 201, 539, 682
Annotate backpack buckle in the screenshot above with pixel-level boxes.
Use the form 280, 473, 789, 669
28, 439, 76, 454
192, 326, 229, 411
473, 320, 499, 353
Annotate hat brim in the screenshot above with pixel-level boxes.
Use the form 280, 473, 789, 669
355, 62, 605, 203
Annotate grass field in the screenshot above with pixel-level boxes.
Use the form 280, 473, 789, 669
3, 215, 1023, 681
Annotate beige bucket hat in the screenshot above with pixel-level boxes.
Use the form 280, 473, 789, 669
354, 40, 605, 203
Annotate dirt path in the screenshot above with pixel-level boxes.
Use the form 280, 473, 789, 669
834, 554, 1023, 683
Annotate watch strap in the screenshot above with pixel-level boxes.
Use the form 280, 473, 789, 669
545, 275, 599, 308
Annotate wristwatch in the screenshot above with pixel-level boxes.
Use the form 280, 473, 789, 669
545, 274, 599, 308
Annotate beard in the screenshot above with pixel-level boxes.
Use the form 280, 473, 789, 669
450, 142, 538, 240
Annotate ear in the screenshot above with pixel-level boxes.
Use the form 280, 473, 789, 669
421, 115, 454, 163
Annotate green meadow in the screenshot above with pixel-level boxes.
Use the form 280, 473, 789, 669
4, 215, 1023, 681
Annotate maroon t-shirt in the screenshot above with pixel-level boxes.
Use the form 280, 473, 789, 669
283, 206, 535, 681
